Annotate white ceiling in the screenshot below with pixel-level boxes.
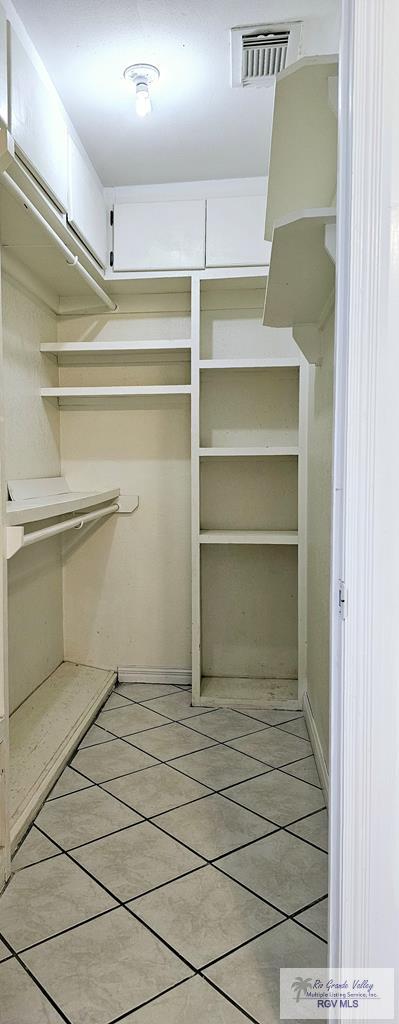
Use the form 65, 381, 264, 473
12, 0, 338, 187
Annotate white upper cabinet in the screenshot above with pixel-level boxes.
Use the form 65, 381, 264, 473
206, 196, 271, 267
9, 27, 68, 210
113, 199, 206, 271
68, 136, 107, 268
0, 3, 7, 126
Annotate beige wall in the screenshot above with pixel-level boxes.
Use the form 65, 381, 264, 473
306, 311, 334, 760
58, 302, 192, 671
2, 274, 63, 712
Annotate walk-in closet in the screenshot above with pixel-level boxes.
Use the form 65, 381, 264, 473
0, 3, 338, 1021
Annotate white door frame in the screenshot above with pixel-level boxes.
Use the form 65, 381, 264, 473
330, 0, 399, 1005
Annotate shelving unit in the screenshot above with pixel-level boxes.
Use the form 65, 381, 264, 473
191, 270, 307, 710
263, 56, 338, 359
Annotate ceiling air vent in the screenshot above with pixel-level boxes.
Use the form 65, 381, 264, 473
242, 29, 289, 82
231, 22, 302, 87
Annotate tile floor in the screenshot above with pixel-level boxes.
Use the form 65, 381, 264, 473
0, 683, 328, 1024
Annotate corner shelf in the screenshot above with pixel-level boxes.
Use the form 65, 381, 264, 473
199, 530, 298, 545
41, 385, 192, 405
41, 340, 192, 362
199, 446, 299, 457
265, 55, 338, 239
264, 208, 336, 330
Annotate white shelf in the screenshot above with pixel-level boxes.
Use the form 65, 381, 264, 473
41, 340, 192, 362
41, 385, 192, 404
199, 446, 299, 457
7, 486, 120, 526
265, 55, 338, 239
199, 358, 299, 370
264, 208, 336, 331
10, 662, 116, 849
199, 530, 298, 545
199, 676, 300, 709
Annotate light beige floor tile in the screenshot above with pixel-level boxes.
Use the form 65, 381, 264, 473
0, 938, 11, 962
224, 770, 325, 826
78, 724, 115, 748
126, 722, 217, 760
239, 710, 304, 727
103, 763, 210, 817
116, 682, 183, 702
288, 809, 328, 851
205, 919, 327, 1024
12, 826, 60, 872
132, 864, 283, 968
142, 690, 213, 721
296, 896, 328, 941
186, 709, 268, 742
22, 907, 191, 1024
0, 854, 115, 951
96, 703, 170, 736
278, 717, 310, 740
48, 766, 93, 800
0, 958, 65, 1023
169, 744, 269, 790
71, 737, 157, 783
101, 691, 132, 710
71, 821, 204, 901
218, 831, 328, 915
281, 755, 322, 788
228, 727, 311, 768
120, 975, 250, 1023
156, 794, 276, 859
36, 786, 141, 849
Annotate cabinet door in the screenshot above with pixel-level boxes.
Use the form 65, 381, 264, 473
10, 27, 68, 210
68, 136, 107, 268
0, 3, 7, 126
206, 196, 271, 267
113, 200, 205, 271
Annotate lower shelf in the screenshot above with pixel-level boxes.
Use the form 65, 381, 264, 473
199, 676, 300, 710
199, 531, 298, 545
9, 661, 116, 851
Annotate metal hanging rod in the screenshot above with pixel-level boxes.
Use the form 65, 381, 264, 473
7, 502, 119, 559
0, 170, 117, 313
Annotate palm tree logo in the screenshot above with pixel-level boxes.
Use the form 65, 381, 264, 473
291, 977, 313, 1003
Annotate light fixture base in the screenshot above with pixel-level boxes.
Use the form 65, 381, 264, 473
123, 63, 160, 87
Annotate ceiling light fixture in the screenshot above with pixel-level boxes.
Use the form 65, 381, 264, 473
123, 63, 160, 117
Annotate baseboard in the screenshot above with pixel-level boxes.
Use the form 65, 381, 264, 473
303, 691, 329, 804
117, 666, 192, 687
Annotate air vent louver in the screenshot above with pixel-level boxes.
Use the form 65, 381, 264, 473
242, 29, 289, 82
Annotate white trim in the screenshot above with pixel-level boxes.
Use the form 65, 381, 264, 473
330, 0, 399, 999
117, 667, 191, 687
303, 691, 328, 804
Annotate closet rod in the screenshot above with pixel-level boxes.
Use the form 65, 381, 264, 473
23, 502, 119, 548
0, 171, 118, 313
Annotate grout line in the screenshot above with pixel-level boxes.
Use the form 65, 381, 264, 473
199, 915, 287, 973
105, 976, 196, 1024
15, 906, 120, 957
4, 951, 72, 1024
35, 817, 144, 854
291, 916, 328, 946
199, 973, 260, 1023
